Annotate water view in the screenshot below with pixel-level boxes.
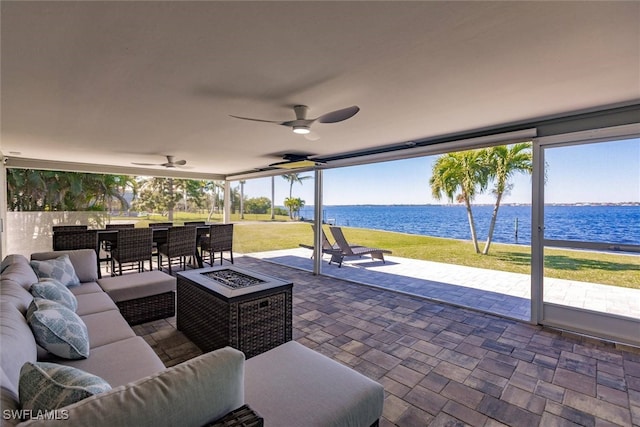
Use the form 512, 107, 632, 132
300, 204, 640, 246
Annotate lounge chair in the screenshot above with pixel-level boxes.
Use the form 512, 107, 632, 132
298, 225, 344, 259
329, 226, 392, 267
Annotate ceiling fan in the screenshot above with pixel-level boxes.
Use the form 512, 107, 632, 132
269, 153, 326, 169
132, 155, 187, 168
230, 105, 360, 140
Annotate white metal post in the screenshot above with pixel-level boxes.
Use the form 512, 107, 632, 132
530, 139, 544, 324
223, 180, 231, 224
313, 169, 323, 275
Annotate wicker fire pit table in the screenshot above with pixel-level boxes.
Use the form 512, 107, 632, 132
176, 266, 293, 358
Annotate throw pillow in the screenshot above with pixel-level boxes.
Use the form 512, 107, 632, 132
27, 299, 90, 359
30, 254, 80, 287
30, 278, 78, 311
19, 361, 111, 415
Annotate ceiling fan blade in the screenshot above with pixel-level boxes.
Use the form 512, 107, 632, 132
173, 159, 187, 166
316, 105, 360, 124
229, 115, 282, 124
132, 162, 160, 166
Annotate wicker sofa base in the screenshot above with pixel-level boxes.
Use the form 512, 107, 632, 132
207, 405, 263, 427
116, 290, 176, 325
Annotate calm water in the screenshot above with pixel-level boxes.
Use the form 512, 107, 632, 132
298, 205, 640, 246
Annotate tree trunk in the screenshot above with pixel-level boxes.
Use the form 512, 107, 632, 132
464, 197, 480, 253
482, 192, 503, 255
288, 182, 294, 219
207, 197, 215, 222
167, 178, 174, 222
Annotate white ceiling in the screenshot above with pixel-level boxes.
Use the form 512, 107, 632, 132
2, 1, 639, 179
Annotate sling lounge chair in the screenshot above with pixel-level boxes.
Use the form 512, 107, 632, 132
329, 226, 392, 267
299, 225, 363, 261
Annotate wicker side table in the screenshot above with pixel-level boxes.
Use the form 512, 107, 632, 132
177, 266, 292, 358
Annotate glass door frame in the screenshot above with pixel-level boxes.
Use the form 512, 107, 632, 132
532, 123, 640, 346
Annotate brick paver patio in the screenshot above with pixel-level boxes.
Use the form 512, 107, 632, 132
134, 255, 640, 427
247, 248, 640, 322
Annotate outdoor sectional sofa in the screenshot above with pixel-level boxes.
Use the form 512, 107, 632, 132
0, 249, 384, 426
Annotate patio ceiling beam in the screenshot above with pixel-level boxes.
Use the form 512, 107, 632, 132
5, 157, 226, 181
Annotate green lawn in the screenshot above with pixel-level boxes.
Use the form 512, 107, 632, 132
111, 215, 639, 289
232, 222, 640, 289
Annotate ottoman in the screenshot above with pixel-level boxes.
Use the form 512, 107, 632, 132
97, 270, 176, 325
245, 341, 384, 427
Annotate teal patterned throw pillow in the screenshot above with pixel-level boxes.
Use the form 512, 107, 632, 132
30, 254, 80, 287
27, 299, 89, 359
19, 361, 111, 414
30, 278, 78, 311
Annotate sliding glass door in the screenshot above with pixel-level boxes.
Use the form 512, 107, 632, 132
533, 126, 640, 346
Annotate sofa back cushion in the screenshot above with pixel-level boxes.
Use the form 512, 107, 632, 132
0, 281, 35, 316
0, 301, 38, 418
19, 347, 245, 427
1, 255, 38, 292
31, 250, 98, 284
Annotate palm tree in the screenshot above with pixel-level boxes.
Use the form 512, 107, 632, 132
284, 197, 305, 219
281, 173, 311, 219
430, 150, 490, 253
482, 142, 533, 254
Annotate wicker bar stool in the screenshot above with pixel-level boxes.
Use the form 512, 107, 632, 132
157, 226, 197, 274
100, 224, 136, 273
110, 227, 154, 276
200, 223, 234, 266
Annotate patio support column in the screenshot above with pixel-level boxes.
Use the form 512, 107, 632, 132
0, 158, 6, 259
223, 180, 231, 224
270, 176, 275, 220
313, 169, 323, 275
531, 139, 544, 325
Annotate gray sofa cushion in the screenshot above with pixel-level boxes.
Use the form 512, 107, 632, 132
1, 255, 38, 291
0, 280, 34, 315
80, 310, 136, 348
1, 254, 29, 273
97, 270, 175, 302
245, 341, 384, 427
68, 282, 103, 296
74, 292, 118, 316
56, 337, 165, 388
21, 347, 245, 427
0, 301, 38, 403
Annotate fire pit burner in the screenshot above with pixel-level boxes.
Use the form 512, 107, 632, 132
200, 269, 266, 289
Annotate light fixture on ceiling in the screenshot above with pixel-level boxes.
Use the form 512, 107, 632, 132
292, 126, 311, 135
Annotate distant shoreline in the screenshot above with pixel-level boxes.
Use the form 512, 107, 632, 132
313, 202, 640, 207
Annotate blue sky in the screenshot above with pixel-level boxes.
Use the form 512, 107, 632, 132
241, 138, 639, 206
